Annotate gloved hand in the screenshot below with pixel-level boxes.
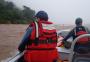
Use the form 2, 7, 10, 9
62, 40, 71, 49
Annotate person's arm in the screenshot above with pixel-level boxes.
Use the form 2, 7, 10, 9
62, 29, 74, 49
63, 29, 74, 41
18, 27, 32, 52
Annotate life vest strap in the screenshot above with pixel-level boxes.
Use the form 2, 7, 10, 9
26, 48, 55, 50
28, 40, 57, 44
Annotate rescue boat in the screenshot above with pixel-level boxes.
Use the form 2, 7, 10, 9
2, 34, 90, 62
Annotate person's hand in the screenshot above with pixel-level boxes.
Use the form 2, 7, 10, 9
62, 40, 65, 45
62, 40, 71, 49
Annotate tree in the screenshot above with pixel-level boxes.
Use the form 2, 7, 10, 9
0, 0, 35, 24
22, 6, 35, 23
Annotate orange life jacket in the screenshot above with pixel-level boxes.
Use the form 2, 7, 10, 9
26, 20, 57, 49
74, 26, 88, 44
24, 20, 58, 62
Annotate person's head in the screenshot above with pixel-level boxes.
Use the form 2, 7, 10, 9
35, 11, 48, 21
75, 17, 83, 26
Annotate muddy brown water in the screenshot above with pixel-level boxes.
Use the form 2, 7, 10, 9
0, 24, 29, 61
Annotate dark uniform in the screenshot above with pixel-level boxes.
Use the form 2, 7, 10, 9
63, 18, 90, 53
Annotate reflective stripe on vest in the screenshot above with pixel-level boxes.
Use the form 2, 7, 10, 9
34, 21, 39, 38
42, 23, 56, 30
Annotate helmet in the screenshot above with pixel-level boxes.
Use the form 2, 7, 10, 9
75, 18, 82, 25
35, 11, 48, 21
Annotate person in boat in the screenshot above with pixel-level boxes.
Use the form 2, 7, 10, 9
18, 11, 58, 62
63, 17, 90, 53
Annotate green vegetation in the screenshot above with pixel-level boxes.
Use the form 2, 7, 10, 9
0, 0, 35, 24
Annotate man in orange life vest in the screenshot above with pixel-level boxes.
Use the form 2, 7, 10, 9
63, 17, 90, 53
18, 11, 58, 62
